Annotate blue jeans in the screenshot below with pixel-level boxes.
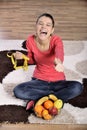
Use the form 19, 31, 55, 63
13, 78, 83, 102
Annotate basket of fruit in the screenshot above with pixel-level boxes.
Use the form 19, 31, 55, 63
34, 94, 63, 120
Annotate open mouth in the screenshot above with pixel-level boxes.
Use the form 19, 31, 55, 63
40, 31, 47, 35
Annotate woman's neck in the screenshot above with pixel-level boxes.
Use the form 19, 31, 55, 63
35, 36, 51, 51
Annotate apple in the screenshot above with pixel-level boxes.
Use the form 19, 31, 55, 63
54, 99, 63, 109
49, 107, 58, 116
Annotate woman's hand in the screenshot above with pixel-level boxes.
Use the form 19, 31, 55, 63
55, 63, 64, 72
13, 51, 23, 59
54, 58, 64, 72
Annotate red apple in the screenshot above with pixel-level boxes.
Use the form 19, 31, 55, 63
49, 107, 58, 116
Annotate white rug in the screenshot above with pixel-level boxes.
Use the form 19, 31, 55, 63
0, 40, 87, 124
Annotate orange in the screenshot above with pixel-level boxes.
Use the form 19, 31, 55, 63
43, 113, 52, 120
34, 105, 44, 117
43, 100, 54, 109
42, 109, 49, 117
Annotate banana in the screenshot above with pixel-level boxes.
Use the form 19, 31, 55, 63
35, 96, 49, 106
48, 94, 58, 101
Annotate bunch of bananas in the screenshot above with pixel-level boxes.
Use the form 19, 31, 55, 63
34, 94, 63, 120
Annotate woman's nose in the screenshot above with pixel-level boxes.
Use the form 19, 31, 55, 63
41, 24, 46, 28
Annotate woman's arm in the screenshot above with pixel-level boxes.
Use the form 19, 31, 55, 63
54, 58, 64, 72
54, 37, 64, 72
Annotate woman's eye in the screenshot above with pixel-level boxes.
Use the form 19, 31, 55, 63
38, 22, 43, 25
47, 24, 51, 27
38, 22, 52, 27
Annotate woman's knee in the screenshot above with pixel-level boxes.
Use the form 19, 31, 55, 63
13, 86, 19, 97
73, 81, 83, 95
13, 85, 22, 98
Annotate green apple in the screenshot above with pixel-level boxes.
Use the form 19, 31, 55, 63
54, 99, 63, 109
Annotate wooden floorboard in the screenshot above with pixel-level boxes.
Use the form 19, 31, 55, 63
0, 0, 87, 40
0, 124, 87, 130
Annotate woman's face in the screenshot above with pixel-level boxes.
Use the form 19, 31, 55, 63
36, 16, 54, 41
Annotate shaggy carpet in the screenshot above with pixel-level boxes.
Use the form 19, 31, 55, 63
0, 40, 87, 124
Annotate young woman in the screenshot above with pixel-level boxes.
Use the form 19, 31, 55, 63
13, 13, 83, 110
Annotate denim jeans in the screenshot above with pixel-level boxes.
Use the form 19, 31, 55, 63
13, 78, 83, 102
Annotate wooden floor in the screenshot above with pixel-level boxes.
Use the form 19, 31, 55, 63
0, 124, 87, 130
0, 0, 87, 40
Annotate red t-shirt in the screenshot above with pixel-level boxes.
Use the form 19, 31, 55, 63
26, 35, 65, 82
